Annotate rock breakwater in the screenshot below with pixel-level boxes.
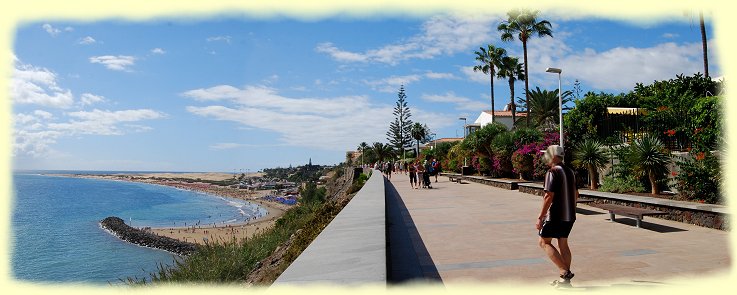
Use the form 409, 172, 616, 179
100, 216, 198, 256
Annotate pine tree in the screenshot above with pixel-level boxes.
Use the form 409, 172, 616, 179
386, 85, 413, 159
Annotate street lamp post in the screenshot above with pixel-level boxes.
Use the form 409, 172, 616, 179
431, 133, 437, 150
459, 117, 467, 167
546, 67, 564, 148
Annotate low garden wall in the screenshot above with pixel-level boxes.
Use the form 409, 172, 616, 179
518, 182, 729, 231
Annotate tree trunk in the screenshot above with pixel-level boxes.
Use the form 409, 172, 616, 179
509, 78, 516, 128
490, 66, 495, 122
416, 140, 420, 158
649, 170, 659, 195
522, 40, 530, 126
700, 11, 709, 78
588, 165, 598, 190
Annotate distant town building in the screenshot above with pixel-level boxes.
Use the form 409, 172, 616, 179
420, 137, 463, 151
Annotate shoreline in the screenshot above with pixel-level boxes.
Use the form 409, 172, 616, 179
51, 172, 291, 245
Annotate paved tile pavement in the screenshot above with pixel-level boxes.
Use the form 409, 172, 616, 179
387, 172, 731, 287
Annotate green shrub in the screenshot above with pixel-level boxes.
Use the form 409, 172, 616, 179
599, 174, 646, 193
572, 139, 609, 190
628, 135, 671, 194
674, 151, 722, 204
347, 173, 369, 195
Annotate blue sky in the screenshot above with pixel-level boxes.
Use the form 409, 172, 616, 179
10, 13, 720, 172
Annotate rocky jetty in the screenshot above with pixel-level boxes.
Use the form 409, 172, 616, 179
100, 216, 198, 256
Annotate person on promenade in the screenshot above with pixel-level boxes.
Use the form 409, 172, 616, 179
403, 161, 408, 175
432, 158, 440, 183
423, 160, 433, 189
416, 161, 425, 189
408, 160, 418, 189
536, 145, 578, 286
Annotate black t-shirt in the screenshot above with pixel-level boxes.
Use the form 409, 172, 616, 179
543, 164, 577, 222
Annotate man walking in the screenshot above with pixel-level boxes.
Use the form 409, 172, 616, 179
536, 145, 578, 286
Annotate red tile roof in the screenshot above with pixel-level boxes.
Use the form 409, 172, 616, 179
482, 110, 527, 117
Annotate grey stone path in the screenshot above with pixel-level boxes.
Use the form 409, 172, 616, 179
386, 172, 731, 287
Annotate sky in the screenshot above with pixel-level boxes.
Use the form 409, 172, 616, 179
10, 12, 720, 172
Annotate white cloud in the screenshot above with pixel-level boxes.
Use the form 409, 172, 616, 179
33, 110, 54, 120
89, 55, 136, 71
210, 143, 244, 150
184, 84, 453, 150
315, 42, 369, 62
425, 71, 458, 80
209, 142, 288, 150
183, 85, 368, 116
13, 108, 166, 157
461, 66, 490, 83
207, 36, 232, 43
363, 74, 422, 93
524, 33, 711, 91
662, 33, 679, 39
42, 24, 61, 36
151, 48, 166, 54
80, 93, 106, 105
13, 130, 64, 157
263, 74, 279, 84
316, 14, 500, 65
494, 30, 714, 92
79, 36, 97, 45
42, 109, 161, 142
421, 92, 488, 111
11, 61, 74, 108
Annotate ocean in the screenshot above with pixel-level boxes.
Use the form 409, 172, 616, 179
11, 172, 267, 284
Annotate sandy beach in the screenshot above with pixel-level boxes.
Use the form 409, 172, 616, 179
149, 200, 285, 245
55, 172, 291, 245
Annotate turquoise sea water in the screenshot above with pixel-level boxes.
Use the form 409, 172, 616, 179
11, 173, 267, 284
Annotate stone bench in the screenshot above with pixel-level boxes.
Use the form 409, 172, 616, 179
592, 203, 668, 228
445, 174, 462, 184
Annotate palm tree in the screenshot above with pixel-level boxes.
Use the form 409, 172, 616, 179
410, 122, 428, 157
572, 139, 609, 190
519, 87, 572, 130
357, 142, 369, 166
473, 45, 507, 121
498, 9, 554, 126
628, 135, 671, 195
496, 56, 525, 127
371, 142, 393, 163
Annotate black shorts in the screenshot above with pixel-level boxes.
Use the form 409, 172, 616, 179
539, 220, 574, 238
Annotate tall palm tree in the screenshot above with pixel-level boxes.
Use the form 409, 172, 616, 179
498, 9, 553, 126
496, 56, 525, 127
410, 122, 428, 157
357, 142, 369, 166
518, 86, 572, 130
473, 45, 507, 121
628, 135, 671, 195
699, 11, 709, 78
572, 139, 609, 190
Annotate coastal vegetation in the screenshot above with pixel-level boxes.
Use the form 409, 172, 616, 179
129, 163, 367, 285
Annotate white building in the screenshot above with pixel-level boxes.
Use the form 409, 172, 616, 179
469, 109, 528, 132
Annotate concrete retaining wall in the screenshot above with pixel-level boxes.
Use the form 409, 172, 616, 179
273, 169, 386, 284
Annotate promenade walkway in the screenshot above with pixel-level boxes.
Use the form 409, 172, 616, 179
386, 172, 730, 287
